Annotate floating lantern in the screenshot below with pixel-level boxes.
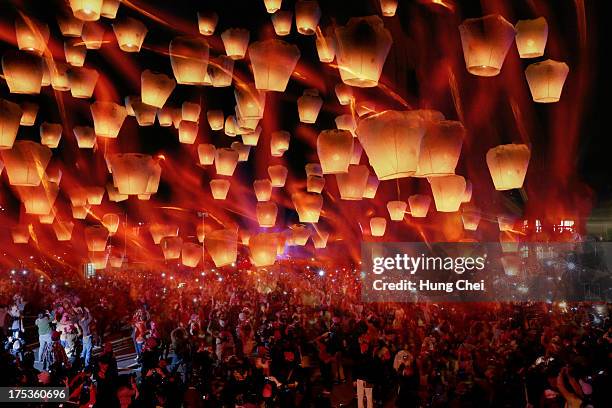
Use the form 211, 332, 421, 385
234, 83, 266, 119
170, 36, 209, 85
428, 175, 466, 212
240, 230, 251, 245
525, 59, 569, 103
363, 175, 379, 198
81, 22, 105, 49
64, 40, 86, 66
290, 224, 310, 245
68, 67, 98, 98
316, 36, 335, 63
46, 167, 62, 183
307, 175, 325, 193
39, 213, 55, 224
89, 251, 109, 270
69, 0, 103, 21
138, 194, 150, 200
486, 144, 530, 190
182, 102, 201, 122
57, 12, 84, 37
221, 28, 250, 60
461, 206, 481, 231
131, 99, 157, 126
90, 101, 127, 138
263, 0, 282, 13
1, 51, 44, 94
178, 120, 198, 144
161, 236, 182, 260
515, 17, 547, 58
268, 165, 288, 187
108, 153, 158, 195
350, 141, 363, 164
198, 11, 218, 35
335, 83, 353, 105
12, 225, 30, 244
157, 107, 173, 126
497, 215, 516, 232
295, 0, 321, 35
334, 16, 392, 87
181, 243, 202, 267
207, 110, 224, 130
254, 179, 273, 201
205, 229, 238, 267
215, 148, 239, 176
335, 114, 357, 136
101, 0, 120, 18
312, 229, 329, 248
69, 187, 89, 207
15, 18, 49, 55
19, 102, 37, 126
271, 131, 290, 157
415, 120, 464, 177
53, 221, 74, 241
249, 233, 278, 266
336, 164, 369, 200
459, 14, 516, 77
370, 217, 387, 236
141, 70, 176, 108
380, 0, 398, 17
72, 204, 90, 219
501, 255, 521, 276
87, 186, 104, 204
271, 10, 292, 36
197, 144, 215, 166
305, 163, 322, 177
356, 100, 378, 117
102, 213, 119, 234
15, 179, 59, 215
249, 39, 301, 92
317, 129, 353, 174
356, 110, 425, 180
210, 179, 230, 199
297, 89, 322, 123
256, 202, 278, 227
462, 180, 472, 202
408, 194, 431, 217
225, 116, 238, 137
292, 192, 322, 223
85, 225, 109, 251
387, 200, 407, 221
49, 62, 71, 91
209, 55, 234, 87
109, 255, 123, 268
0, 99, 22, 149
149, 223, 178, 244
112, 17, 147, 52
0, 141, 51, 186
231, 141, 250, 161
106, 183, 127, 202
235, 111, 259, 133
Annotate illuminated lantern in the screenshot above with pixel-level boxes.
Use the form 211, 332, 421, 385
149, 223, 178, 244
209, 55, 234, 87
305, 163, 322, 177
1, 51, 44, 94
297, 89, 322, 123
41, 64, 51, 87
141, 70, 176, 108
356, 110, 425, 180
335, 83, 353, 105
268, 165, 288, 187
178, 120, 198, 144
12, 225, 30, 244
316, 36, 335, 63
248, 40, 301, 92
108, 153, 158, 195
132, 99, 157, 126
525, 59, 569, 103
356, 100, 378, 117
89, 251, 109, 269
462, 180, 472, 202
363, 175, 379, 198
254, 179, 273, 201
459, 14, 516, 77
137, 194, 150, 200
39, 213, 55, 224
415, 120, 464, 177
461, 206, 481, 231
170, 37, 209, 85
239, 230, 251, 245
68, 67, 98, 98
0, 99, 22, 149
53, 221, 74, 241
271, 131, 290, 157
215, 148, 239, 176
312, 229, 329, 248
106, 183, 127, 202
387, 201, 407, 221
87, 186, 104, 204
380, 0, 398, 16
19, 102, 37, 126
161, 236, 182, 260
181, 243, 202, 267
350, 141, 363, 164
515, 17, 547, 58
198, 144, 215, 165
15, 179, 59, 215
292, 192, 322, 223
264, 0, 282, 13
109, 255, 123, 268
124, 95, 136, 116
210, 179, 230, 199
317, 130, 353, 174
370, 217, 386, 237
46, 167, 62, 183
486, 144, 530, 190
101, 0, 120, 18
145, 162, 161, 196
170, 107, 182, 128
182, 102, 200, 122
112, 17, 146, 52
236, 111, 258, 133
335, 114, 357, 136
336, 164, 369, 200
501, 255, 521, 276
90, 101, 127, 138
64, 40, 86, 66
256, 202, 278, 227
234, 82, 266, 119
408, 194, 431, 217
271, 10, 292, 36
205, 229, 238, 267
249, 233, 278, 267
290, 224, 310, 245
85, 225, 109, 251
69, 0, 103, 21
207, 110, 224, 130
231, 141, 250, 161
307, 175, 325, 193
0, 141, 51, 186
334, 16, 392, 87
68, 187, 89, 207
72, 204, 90, 219
72, 126, 96, 149
15, 18, 49, 55
49, 62, 71, 91
81, 22, 105, 49
156, 107, 173, 126
102, 213, 119, 234
497, 215, 516, 232
198, 11, 218, 36
221, 28, 250, 60
428, 175, 466, 212
295, 1, 321, 35
57, 12, 84, 37
225, 116, 238, 137
500, 231, 519, 253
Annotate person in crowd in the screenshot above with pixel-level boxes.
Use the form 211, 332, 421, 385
35, 311, 53, 362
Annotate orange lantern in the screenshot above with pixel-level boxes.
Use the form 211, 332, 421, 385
415, 120, 464, 177
57, 12, 84, 37
316, 35, 335, 63
270, 130, 290, 157
307, 175, 325, 193
428, 175, 466, 212
85, 225, 109, 251
131, 98, 157, 126
249, 233, 278, 266
1, 51, 44, 94
317, 129, 353, 174
12, 225, 30, 244
149, 223, 178, 244
356, 100, 378, 117
271, 10, 292, 36
525, 60, 569, 103
292, 192, 322, 223
101, 0, 120, 18
170, 36, 209, 85
297, 89, 322, 123
205, 229, 238, 267
231, 141, 250, 161
106, 183, 128, 202
19, 102, 38, 126
497, 215, 516, 232
370, 217, 387, 236
157, 106, 173, 126
336, 164, 369, 200
363, 175, 379, 198
239, 230, 251, 245
268, 165, 288, 187
15, 17, 49, 55
380, 0, 398, 17
248, 39, 301, 92
81, 22, 105, 49
221, 28, 250, 60
198, 144, 215, 165
49, 62, 71, 91
87, 186, 104, 204
335, 83, 353, 105
462, 180, 473, 203
102, 213, 120, 234
254, 179, 273, 201
72, 204, 90, 219
182, 243, 202, 267
305, 163, 322, 177
459, 14, 516, 77
215, 148, 239, 176
295, 0, 321, 35
69, 0, 103, 21
108, 153, 159, 195
515, 17, 547, 58
53, 220, 74, 241
210, 179, 230, 199
0, 141, 51, 186
68, 67, 99, 98
224, 115, 238, 136
182, 102, 201, 122
89, 251, 109, 270
486, 144, 530, 190
335, 114, 357, 136
289, 224, 310, 245
90, 101, 127, 138
312, 229, 329, 248
197, 11, 218, 35
209, 55, 234, 87
206, 110, 224, 130
408, 194, 431, 218
0, 99, 22, 149
461, 206, 481, 231
141, 70, 176, 108
178, 120, 198, 144
112, 17, 147, 52
350, 141, 363, 164
64, 40, 86, 66
160, 236, 182, 260
264, 0, 282, 13
39, 213, 55, 224
68, 186, 89, 207
109, 255, 123, 268
387, 200, 407, 221
256, 202, 278, 227
15, 179, 59, 215
234, 82, 266, 119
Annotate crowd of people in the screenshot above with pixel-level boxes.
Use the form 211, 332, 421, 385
0, 267, 610, 407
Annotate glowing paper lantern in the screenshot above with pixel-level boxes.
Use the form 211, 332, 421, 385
305, 163, 322, 177
206, 110, 224, 130
198, 144, 215, 165
181, 243, 202, 267
178, 120, 198, 144
289, 224, 310, 246
317, 129, 353, 174
525, 60, 569, 103
198, 11, 218, 35
57, 12, 84, 37
312, 229, 329, 248
156, 107, 173, 126
292, 192, 322, 223
408, 194, 431, 217
19, 102, 37, 126
335, 83, 353, 105
335, 114, 357, 136
370, 217, 387, 236
85, 225, 109, 251
415, 120, 464, 177
68, 67, 99, 98
132, 99, 157, 126
89, 251, 109, 269
81, 22, 105, 49
297, 89, 322, 123
39, 213, 55, 224
101, 0, 120, 18
462, 180, 473, 203
263, 0, 282, 13
39, 123, 62, 148
295, 1, 321, 35
107, 183, 127, 202
221, 28, 250, 60
69, 0, 103, 21
182, 102, 201, 122
231, 142, 250, 161
12, 225, 30, 244
64, 40, 86, 66
102, 213, 119, 234
15, 179, 59, 215
108, 153, 159, 195
240, 127, 263, 146
68, 187, 88, 207
0, 141, 51, 186
1, 51, 44, 94
90, 101, 127, 138
234, 83, 266, 119
170, 37, 210, 85
49, 62, 71, 91
271, 131, 290, 157
316, 36, 335, 63
387, 201, 407, 221
215, 148, 239, 176
53, 221, 74, 241
497, 215, 516, 232
15, 18, 49, 55
87, 186, 104, 204
0, 99, 22, 149
461, 206, 481, 231
248, 40, 301, 92
380, 0, 398, 17
336, 164, 369, 200
141, 70, 176, 108
149, 223, 178, 244
225, 115, 238, 137
256, 202, 278, 227
363, 175, 379, 198
254, 179, 273, 201
500, 231, 519, 253
334, 16, 392, 87
161, 236, 182, 260
307, 175, 325, 193
515, 17, 547, 58
356, 110, 425, 180
268, 165, 288, 187
271, 11, 292, 36
486, 144, 530, 190
428, 175, 466, 212
205, 229, 238, 267
72, 204, 90, 219
109, 255, 123, 268
249, 233, 278, 266
112, 17, 147, 52
459, 14, 516, 77
210, 179, 230, 199
209, 55, 234, 87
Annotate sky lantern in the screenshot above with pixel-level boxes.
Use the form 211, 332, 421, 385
234, 83, 266, 119
248, 39, 301, 92
101, 0, 120, 18
312, 229, 329, 248
408, 194, 431, 217
379, 0, 398, 17
15, 17, 49, 55
292, 192, 322, 223
198, 144, 215, 165
161, 236, 183, 260
387, 200, 407, 221
181, 243, 202, 267
209, 55, 234, 87
1, 51, 44, 94
12, 225, 30, 244
90, 101, 127, 138
215, 148, 239, 176
415, 120, 465, 177
72, 204, 90, 219
108, 153, 158, 195
68, 67, 99, 98
197, 11, 218, 35
46, 167, 62, 184
271, 10, 292, 36
109, 255, 123, 268
149, 223, 178, 244
305, 163, 322, 177
157, 107, 173, 126
0, 141, 52, 186
85, 225, 109, 251
49, 62, 71, 91
107, 183, 128, 202
69, 0, 103, 21
207, 110, 224, 130
87, 186, 104, 204
249, 233, 278, 267
210, 179, 231, 199
336, 164, 369, 200
486, 144, 530, 190
178, 120, 198, 144
515, 17, 547, 58
19, 102, 37, 126
459, 14, 516, 77
182, 102, 201, 122
334, 16, 392, 87
0, 99, 22, 149
428, 175, 466, 212
132, 98, 157, 126
356, 110, 425, 180
497, 215, 516, 232
317, 129, 353, 174
39, 213, 55, 224
231, 141, 250, 161
102, 213, 120, 234
141, 70, 176, 108
53, 221, 74, 241
462, 180, 472, 202
224, 116, 238, 137
170, 36, 210, 85
268, 165, 288, 187
64, 40, 86, 66
363, 175, 379, 198
461, 206, 481, 231
356, 100, 378, 117
89, 251, 109, 270
370, 217, 387, 236
350, 141, 363, 164
256, 202, 278, 227
295, 0, 321, 35
112, 17, 147, 52
57, 12, 84, 37
15, 179, 59, 215
254, 179, 273, 201
221, 28, 250, 60
263, 0, 282, 13
81, 22, 105, 49
316, 35, 335, 63
40, 123, 62, 148
335, 83, 353, 105
271, 130, 290, 157
289, 224, 310, 245
525, 60, 569, 103
307, 175, 325, 193
205, 229, 238, 267
68, 187, 89, 207
239, 230, 251, 245
297, 89, 322, 123
335, 114, 357, 136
